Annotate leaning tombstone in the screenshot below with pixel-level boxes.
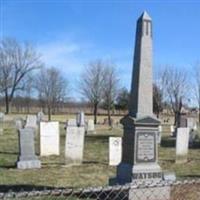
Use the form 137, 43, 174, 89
17, 128, 41, 169
109, 137, 122, 166
176, 127, 190, 163
25, 115, 37, 130
65, 124, 85, 165
40, 121, 60, 156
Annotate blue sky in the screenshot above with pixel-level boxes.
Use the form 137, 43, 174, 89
1, 0, 200, 99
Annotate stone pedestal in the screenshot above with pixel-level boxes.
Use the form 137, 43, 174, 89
111, 115, 163, 185
17, 128, 41, 169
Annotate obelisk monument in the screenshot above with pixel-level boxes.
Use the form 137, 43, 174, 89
110, 11, 170, 186
129, 11, 153, 118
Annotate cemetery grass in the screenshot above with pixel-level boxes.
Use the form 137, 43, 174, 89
0, 116, 200, 190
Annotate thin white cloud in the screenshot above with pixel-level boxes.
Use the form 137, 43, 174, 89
37, 40, 85, 74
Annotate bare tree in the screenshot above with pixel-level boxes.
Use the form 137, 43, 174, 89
193, 63, 200, 123
103, 63, 119, 126
80, 59, 105, 124
161, 67, 189, 127
0, 38, 41, 113
35, 67, 68, 121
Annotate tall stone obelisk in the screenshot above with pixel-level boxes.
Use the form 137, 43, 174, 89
110, 11, 167, 186
129, 11, 153, 118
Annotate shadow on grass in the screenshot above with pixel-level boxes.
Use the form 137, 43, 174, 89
83, 161, 107, 165
0, 185, 56, 192
189, 141, 200, 149
0, 151, 18, 155
161, 136, 176, 148
86, 135, 111, 141
0, 164, 16, 169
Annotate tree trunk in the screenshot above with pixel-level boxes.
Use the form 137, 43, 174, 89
5, 91, 10, 114
93, 103, 98, 124
175, 111, 181, 128
48, 105, 51, 121
107, 106, 112, 127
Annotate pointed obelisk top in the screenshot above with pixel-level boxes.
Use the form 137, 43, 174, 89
138, 11, 152, 21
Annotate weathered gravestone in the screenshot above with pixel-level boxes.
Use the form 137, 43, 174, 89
110, 11, 174, 200
17, 128, 41, 169
176, 127, 190, 163
109, 137, 122, 166
25, 115, 37, 130
15, 119, 23, 130
37, 111, 45, 124
40, 122, 60, 156
65, 126, 85, 165
87, 119, 95, 132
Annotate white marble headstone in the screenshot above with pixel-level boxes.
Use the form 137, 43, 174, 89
0, 112, 4, 121
25, 115, 37, 129
16, 119, 23, 130
170, 125, 174, 136
67, 119, 77, 127
40, 122, 60, 156
87, 119, 95, 132
109, 137, 122, 166
65, 126, 85, 164
176, 127, 190, 159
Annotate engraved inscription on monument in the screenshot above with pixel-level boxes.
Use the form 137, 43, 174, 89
136, 132, 156, 163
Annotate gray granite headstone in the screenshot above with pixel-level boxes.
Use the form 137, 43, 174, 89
76, 111, 85, 127
17, 128, 41, 169
25, 115, 37, 129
